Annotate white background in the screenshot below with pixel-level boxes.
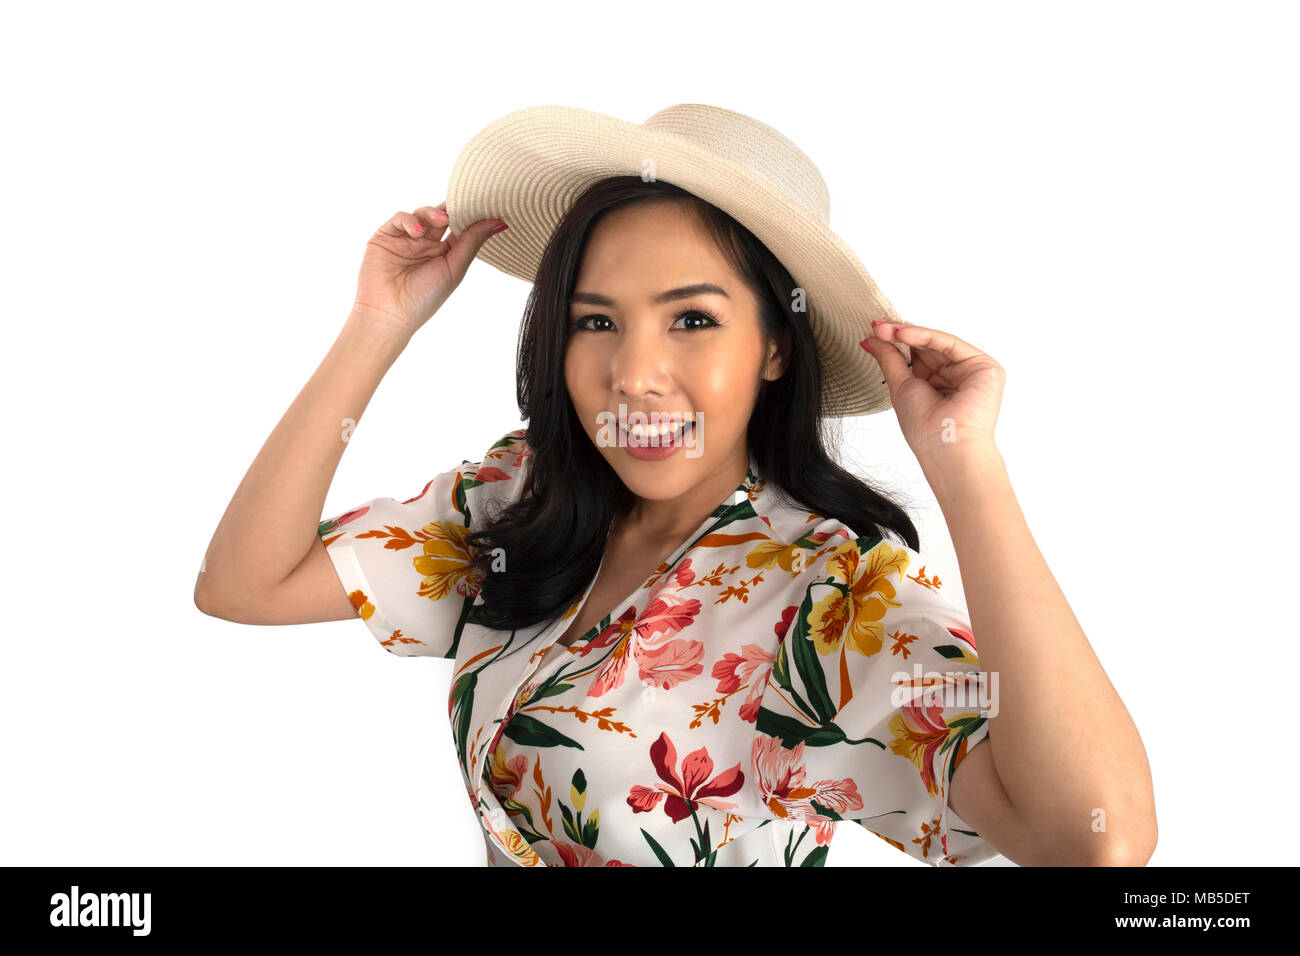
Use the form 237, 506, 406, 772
2, 0, 1294, 866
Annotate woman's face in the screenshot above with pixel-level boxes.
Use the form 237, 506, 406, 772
564, 201, 787, 535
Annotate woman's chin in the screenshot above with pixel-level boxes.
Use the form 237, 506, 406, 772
608, 458, 698, 498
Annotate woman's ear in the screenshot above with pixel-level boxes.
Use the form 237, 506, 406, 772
763, 327, 793, 381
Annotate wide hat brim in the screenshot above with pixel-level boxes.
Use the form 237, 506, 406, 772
445, 104, 914, 418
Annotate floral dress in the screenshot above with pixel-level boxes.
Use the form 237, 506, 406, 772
318, 428, 1000, 867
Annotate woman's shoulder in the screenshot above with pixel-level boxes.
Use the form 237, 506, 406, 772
448, 425, 539, 521
762, 491, 941, 613
473, 426, 533, 479
459, 426, 532, 486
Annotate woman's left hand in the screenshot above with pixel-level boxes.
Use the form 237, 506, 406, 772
862, 321, 1006, 466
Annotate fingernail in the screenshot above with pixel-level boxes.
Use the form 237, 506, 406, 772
860, 339, 872, 354
413, 223, 424, 233
490, 222, 509, 235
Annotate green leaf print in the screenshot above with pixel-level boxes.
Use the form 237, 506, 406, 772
502, 712, 585, 750
801, 845, 829, 866
580, 813, 599, 849
641, 828, 675, 866
560, 802, 580, 844
533, 682, 574, 701
755, 707, 822, 748
788, 582, 837, 725
770, 634, 792, 691
808, 798, 846, 821
450, 670, 477, 768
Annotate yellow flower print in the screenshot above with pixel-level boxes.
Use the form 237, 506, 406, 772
411, 520, 484, 602
745, 538, 815, 575
805, 540, 909, 658
497, 828, 542, 866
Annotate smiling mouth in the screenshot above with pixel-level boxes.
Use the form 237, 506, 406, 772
620, 419, 696, 447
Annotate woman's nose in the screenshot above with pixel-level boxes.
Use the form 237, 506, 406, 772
609, 328, 674, 397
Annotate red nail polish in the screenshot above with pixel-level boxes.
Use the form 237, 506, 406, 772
860, 339, 872, 354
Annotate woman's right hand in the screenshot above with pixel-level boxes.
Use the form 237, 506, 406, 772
351, 201, 507, 338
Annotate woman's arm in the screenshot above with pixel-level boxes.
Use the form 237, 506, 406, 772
863, 320, 1156, 865
195, 204, 505, 622
194, 308, 412, 620
931, 444, 1157, 866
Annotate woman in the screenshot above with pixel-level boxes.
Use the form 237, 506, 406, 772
195, 104, 1156, 867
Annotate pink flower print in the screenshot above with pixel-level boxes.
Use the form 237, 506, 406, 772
589, 594, 704, 698
637, 638, 705, 692
536, 840, 635, 867
711, 642, 775, 723
633, 593, 703, 646
752, 733, 863, 845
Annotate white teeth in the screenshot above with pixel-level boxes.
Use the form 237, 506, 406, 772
623, 419, 694, 440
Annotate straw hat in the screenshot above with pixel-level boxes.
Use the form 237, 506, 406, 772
445, 103, 915, 417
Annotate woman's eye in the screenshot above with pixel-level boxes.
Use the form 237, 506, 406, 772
675, 310, 721, 330
569, 310, 720, 332
570, 314, 612, 332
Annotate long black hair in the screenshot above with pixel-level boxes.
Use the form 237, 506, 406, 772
465, 175, 919, 633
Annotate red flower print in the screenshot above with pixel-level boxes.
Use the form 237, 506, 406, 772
634, 593, 703, 644
577, 606, 640, 658
947, 622, 978, 652
670, 558, 697, 588
586, 610, 639, 698
321, 505, 371, 534
400, 481, 434, 505
774, 603, 798, 642
627, 732, 744, 823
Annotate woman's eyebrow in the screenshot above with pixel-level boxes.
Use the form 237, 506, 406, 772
569, 283, 731, 307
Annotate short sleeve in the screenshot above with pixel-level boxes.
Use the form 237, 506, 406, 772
755, 535, 1000, 866
317, 429, 532, 659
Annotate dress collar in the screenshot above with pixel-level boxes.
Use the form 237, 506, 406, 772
709, 447, 767, 515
